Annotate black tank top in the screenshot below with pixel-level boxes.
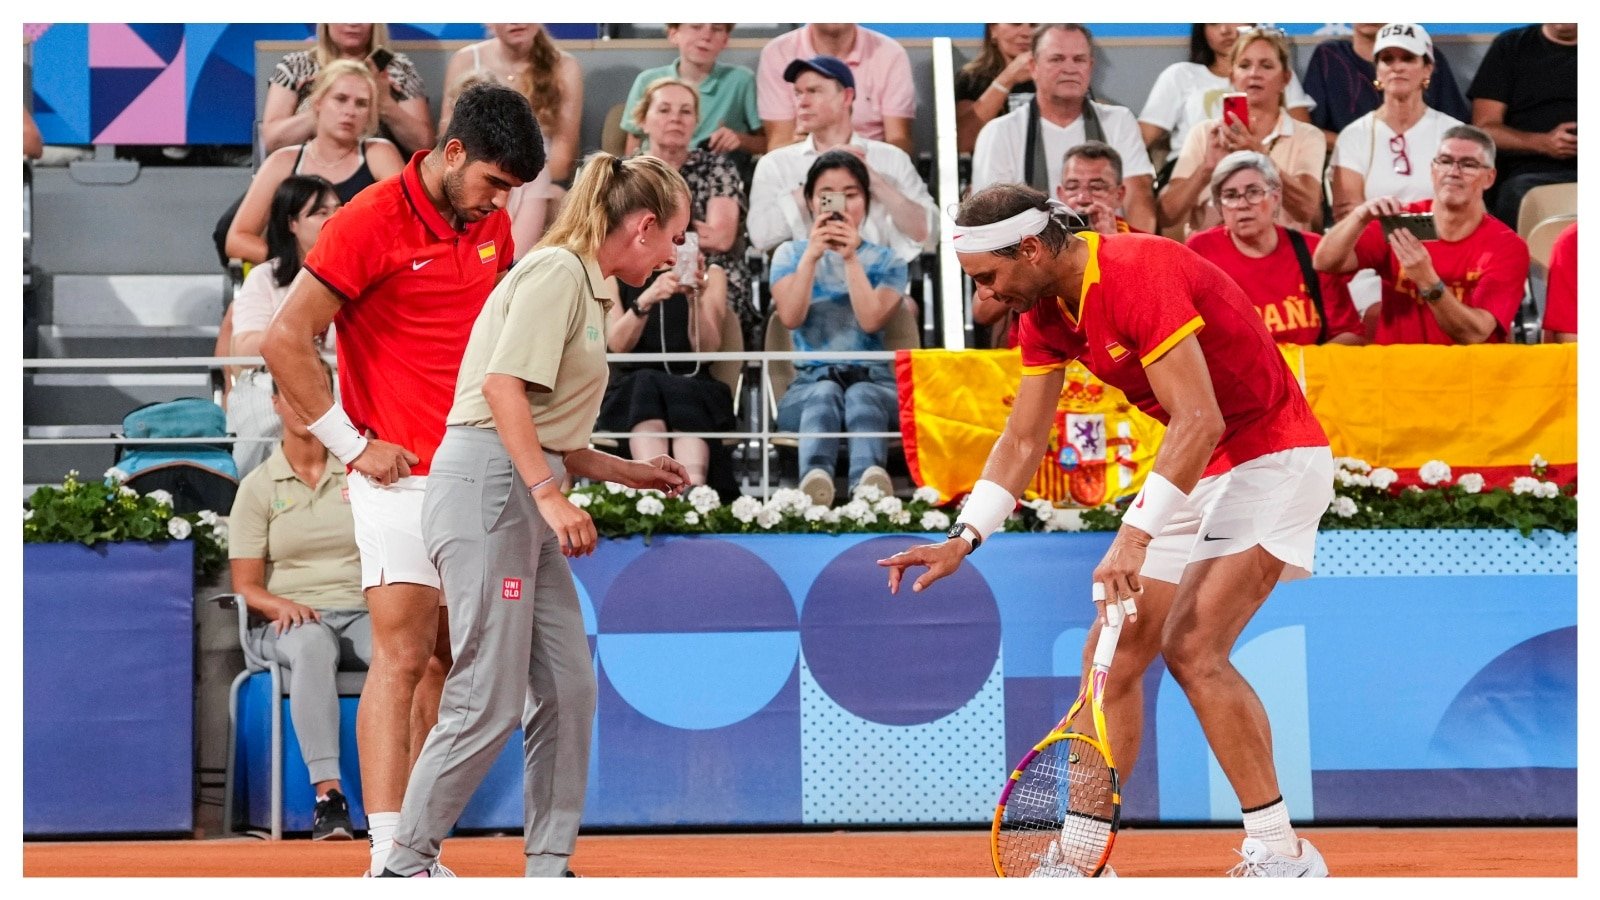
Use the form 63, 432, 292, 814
293, 139, 380, 204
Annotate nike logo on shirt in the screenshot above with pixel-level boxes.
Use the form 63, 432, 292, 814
412, 259, 433, 271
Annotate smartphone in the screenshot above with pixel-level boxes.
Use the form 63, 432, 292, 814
671, 232, 700, 282
368, 47, 395, 71
1221, 92, 1249, 130
818, 190, 846, 220
1379, 212, 1439, 241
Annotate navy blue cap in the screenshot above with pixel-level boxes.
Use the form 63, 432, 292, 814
782, 55, 855, 90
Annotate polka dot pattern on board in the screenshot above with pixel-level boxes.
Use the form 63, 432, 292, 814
1314, 529, 1576, 578
800, 656, 1008, 824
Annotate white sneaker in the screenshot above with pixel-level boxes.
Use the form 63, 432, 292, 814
1027, 840, 1117, 878
800, 468, 835, 507
857, 465, 893, 498
1227, 838, 1328, 877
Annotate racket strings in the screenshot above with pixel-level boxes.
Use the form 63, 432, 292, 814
995, 735, 1117, 877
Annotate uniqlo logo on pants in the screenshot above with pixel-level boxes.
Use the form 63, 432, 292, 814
501, 578, 523, 600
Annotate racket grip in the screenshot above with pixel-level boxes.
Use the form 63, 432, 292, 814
1092, 615, 1122, 668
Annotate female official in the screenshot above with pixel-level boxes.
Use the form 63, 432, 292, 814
381, 151, 691, 878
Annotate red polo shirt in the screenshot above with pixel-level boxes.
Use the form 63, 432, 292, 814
304, 150, 513, 475
1352, 200, 1529, 345
1186, 225, 1362, 345
1017, 232, 1327, 477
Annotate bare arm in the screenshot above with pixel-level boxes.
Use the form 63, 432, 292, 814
1121, 175, 1157, 234
544, 56, 585, 182
482, 373, 598, 556
260, 84, 315, 154
377, 88, 435, 156
1314, 195, 1400, 274
363, 139, 407, 181
1473, 98, 1577, 159
736, 124, 768, 155
1138, 121, 1169, 149
1329, 167, 1366, 224
841, 256, 901, 335
695, 267, 730, 353
865, 164, 931, 245
1139, 335, 1225, 496
697, 195, 739, 255
224, 151, 293, 264
881, 117, 915, 155
764, 119, 797, 150
436, 49, 472, 135
771, 259, 817, 330
1387, 228, 1498, 344
1281, 172, 1324, 231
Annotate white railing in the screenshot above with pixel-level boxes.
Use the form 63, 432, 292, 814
22, 350, 916, 499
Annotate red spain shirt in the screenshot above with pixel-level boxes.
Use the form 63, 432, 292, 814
304, 151, 514, 475
1017, 232, 1328, 477
1186, 225, 1362, 345
1352, 200, 1529, 345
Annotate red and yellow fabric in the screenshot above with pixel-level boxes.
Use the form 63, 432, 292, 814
898, 343, 1575, 503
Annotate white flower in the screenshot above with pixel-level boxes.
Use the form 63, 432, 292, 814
1457, 473, 1485, 494
104, 466, 129, 483
1417, 460, 1452, 486
23, 508, 34, 521
1336, 470, 1372, 488
636, 496, 665, 516
119, 486, 138, 498
873, 495, 903, 517
841, 499, 876, 525
1405, 485, 1424, 493
1536, 480, 1561, 499
756, 507, 782, 529
624, 487, 638, 498
1531, 453, 1548, 470
604, 481, 627, 494
768, 487, 812, 514
1030, 499, 1056, 523
1330, 496, 1359, 518
823, 506, 843, 525
891, 509, 911, 526
912, 485, 942, 505
804, 505, 829, 523
851, 483, 884, 504
1333, 457, 1371, 474
683, 511, 700, 526
197, 509, 219, 527
167, 517, 192, 539
640, 488, 665, 498
147, 489, 174, 507
568, 491, 593, 508
1511, 476, 1540, 496
920, 510, 950, 532
730, 495, 762, 523
1053, 509, 1087, 532
212, 522, 229, 543
1370, 467, 1400, 490
687, 485, 722, 514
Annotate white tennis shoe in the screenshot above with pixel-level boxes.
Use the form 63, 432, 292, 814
1028, 840, 1117, 878
1227, 837, 1328, 877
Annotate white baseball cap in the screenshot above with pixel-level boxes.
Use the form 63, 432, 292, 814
1374, 23, 1433, 60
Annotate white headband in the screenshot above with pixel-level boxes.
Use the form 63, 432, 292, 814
949, 199, 1071, 253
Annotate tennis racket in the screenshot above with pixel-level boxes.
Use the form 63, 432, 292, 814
991, 603, 1124, 878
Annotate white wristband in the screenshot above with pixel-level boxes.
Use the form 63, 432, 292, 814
306, 403, 370, 466
955, 479, 1015, 542
1120, 472, 1187, 536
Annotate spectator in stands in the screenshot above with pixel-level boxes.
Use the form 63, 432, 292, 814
229, 360, 366, 843
229, 176, 341, 477
1468, 23, 1577, 227
747, 56, 934, 265
1138, 24, 1315, 170
1187, 152, 1364, 346
441, 24, 582, 256
621, 24, 764, 158
772, 150, 910, 508
1541, 222, 1577, 343
226, 60, 403, 265
970, 24, 1157, 233
1314, 125, 1529, 346
1329, 24, 1462, 222
973, 140, 1138, 348
263, 23, 434, 157
625, 77, 756, 350
757, 24, 916, 154
1161, 26, 1325, 237
954, 23, 1037, 155
1302, 22, 1469, 151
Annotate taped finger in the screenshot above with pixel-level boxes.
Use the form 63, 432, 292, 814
1122, 595, 1139, 620
1091, 582, 1107, 603
1105, 602, 1124, 628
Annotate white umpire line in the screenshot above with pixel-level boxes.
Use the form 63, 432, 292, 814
22, 350, 918, 500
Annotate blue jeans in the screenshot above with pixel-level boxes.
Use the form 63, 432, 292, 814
776, 364, 898, 484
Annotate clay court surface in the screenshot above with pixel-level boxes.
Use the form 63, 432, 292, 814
22, 827, 1576, 878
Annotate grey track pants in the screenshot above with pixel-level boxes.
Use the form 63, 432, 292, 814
249, 608, 371, 786
388, 426, 596, 877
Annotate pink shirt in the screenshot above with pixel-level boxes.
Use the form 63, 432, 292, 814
756, 26, 916, 141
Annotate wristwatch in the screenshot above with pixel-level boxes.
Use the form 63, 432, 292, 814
1419, 281, 1446, 303
947, 521, 983, 551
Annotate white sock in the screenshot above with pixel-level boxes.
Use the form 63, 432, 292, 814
368, 812, 399, 876
1241, 798, 1299, 856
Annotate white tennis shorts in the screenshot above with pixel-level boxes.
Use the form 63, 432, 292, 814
1140, 446, 1334, 585
348, 473, 443, 595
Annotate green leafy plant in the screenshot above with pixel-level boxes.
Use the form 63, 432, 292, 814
22, 468, 229, 581
1318, 456, 1576, 537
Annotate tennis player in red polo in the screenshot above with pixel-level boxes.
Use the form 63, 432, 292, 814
263, 83, 545, 876
879, 184, 1333, 878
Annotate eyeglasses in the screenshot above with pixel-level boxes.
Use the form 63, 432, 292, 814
1432, 155, 1488, 174
1390, 133, 1411, 176
1217, 185, 1272, 207
1060, 179, 1115, 196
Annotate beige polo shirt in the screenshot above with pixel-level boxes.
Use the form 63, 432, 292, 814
1172, 109, 1328, 235
227, 446, 364, 611
448, 246, 613, 452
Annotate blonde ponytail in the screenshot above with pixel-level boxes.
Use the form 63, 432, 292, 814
538, 151, 690, 258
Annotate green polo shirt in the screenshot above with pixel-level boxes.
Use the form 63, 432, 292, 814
228, 446, 364, 611
621, 60, 762, 147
